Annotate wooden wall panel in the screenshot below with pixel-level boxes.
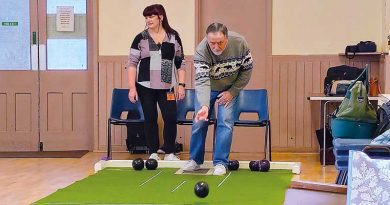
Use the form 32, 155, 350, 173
271, 55, 383, 152
271, 62, 280, 147
0, 94, 7, 131
304, 62, 314, 149
279, 62, 288, 148
287, 62, 297, 147
98, 56, 194, 151
98, 54, 384, 153
382, 56, 390, 93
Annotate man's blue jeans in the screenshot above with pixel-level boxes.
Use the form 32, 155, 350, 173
189, 91, 238, 167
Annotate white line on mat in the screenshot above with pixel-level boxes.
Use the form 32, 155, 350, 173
171, 180, 187, 192
139, 171, 163, 187
217, 172, 232, 187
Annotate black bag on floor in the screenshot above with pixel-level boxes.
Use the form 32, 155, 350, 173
316, 127, 335, 165
175, 142, 183, 153
126, 111, 149, 154
316, 127, 333, 149
320, 147, 335, 165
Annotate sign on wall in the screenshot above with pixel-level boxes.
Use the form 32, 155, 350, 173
1, 22, 18, 26
56, 6, 74, 32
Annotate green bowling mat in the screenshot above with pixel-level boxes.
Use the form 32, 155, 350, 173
34, 168, 293, 205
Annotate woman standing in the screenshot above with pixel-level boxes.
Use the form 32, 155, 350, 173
127, 4, 186, 160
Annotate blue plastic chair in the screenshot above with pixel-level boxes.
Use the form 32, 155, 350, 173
234, 89, 272, 161
177, 89, 217, 156
176, 89, 197, 125
176, 89, 216, 125
105, 88, 145, 160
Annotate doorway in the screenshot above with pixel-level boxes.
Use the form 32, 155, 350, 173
0, 0, 95, 151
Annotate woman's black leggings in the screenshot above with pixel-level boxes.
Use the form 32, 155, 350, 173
136, 83, 177, 154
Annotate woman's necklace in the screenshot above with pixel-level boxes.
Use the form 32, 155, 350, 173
149, 29, 165, 55
149, 30, 165, 45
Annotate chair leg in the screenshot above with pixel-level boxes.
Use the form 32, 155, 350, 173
264, 125, 268, 160
264, 122, 272, 161
268, 122, 272, 161
212, 120, 218, 160
107, 119, 112, 160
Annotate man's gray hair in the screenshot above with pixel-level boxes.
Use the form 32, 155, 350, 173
206, 22, 228, 36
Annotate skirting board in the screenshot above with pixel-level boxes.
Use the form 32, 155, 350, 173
95, 160, 301, 174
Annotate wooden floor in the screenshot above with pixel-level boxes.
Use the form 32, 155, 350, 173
0, 151, 339, 205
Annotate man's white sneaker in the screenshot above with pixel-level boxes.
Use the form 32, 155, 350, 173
164, 153, 180, 161
213, 164, 227, 176
182, 160, 200, 171
149, 153, 160, 160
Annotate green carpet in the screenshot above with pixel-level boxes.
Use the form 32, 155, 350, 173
34, 168, 293, 205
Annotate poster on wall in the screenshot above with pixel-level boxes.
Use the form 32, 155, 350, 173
56, 6, 74, 32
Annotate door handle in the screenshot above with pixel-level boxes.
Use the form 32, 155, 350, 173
32, 31, 37, 45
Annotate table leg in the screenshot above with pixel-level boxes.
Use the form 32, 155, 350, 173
322, 100, 338, 167
323, 101, 328, 167
319, 100, 324, 149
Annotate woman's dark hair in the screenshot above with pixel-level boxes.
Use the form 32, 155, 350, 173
143, 4, 178, 37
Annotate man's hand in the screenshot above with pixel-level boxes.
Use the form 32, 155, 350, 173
128, 88, 138, 103
195, 106, 209, 122
216, 91, 233, 107
176, 86, 185, 100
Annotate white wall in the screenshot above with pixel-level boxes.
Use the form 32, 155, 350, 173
98, 0, 388, 56
99, 0, 195, 56
273, 0, 385, 55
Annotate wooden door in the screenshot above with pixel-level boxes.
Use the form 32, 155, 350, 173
0, 0, 96, 151
37, 0, 94, 151
0, 0, 40, 151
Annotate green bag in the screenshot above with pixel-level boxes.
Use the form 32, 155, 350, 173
335, 80, 377, 123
